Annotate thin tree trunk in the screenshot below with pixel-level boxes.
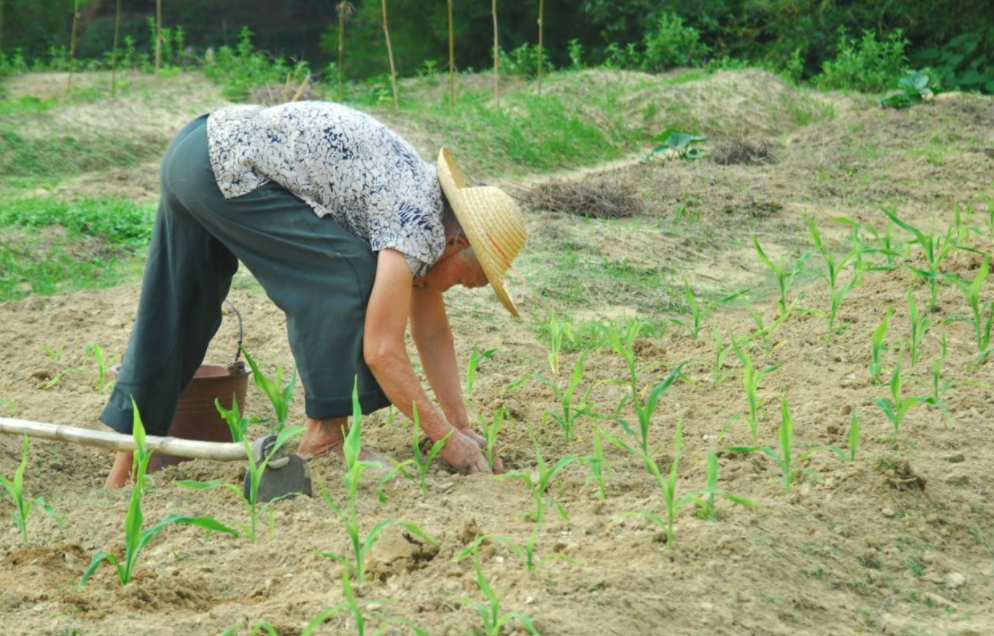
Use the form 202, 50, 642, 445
155, 0, 162, 74
537, 0, 544, 94
381, 0, 398, 112
447, 0, 454, 111
0, 0, 5, 55
492, 0, 498, 106
66, 0, 81, 97
111, 0, 121, 96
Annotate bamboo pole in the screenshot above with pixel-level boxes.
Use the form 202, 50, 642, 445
66, 0, 81, 97
447, 0, 454, 111
381, 0, 399, 111
110, 0, 121, 96
537, 0, 544, 94
0, 418, 248, 461
154, 0, 162, 74
492, 0, 498, 106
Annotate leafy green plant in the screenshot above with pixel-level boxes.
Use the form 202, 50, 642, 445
542, 311, 573, 375
466, 344, 497, 394
870, 307, 894, 384
807, 217, 856, 342
1, 435, 60, 543
242, 347, 296, 434
880, 71, 935, 108
216, 394, 250, 443
950, 256, 993, 360
873, 361, 943, 444
85, 343, 119, 392
710, 325, 733, 390
480, 406, 507, 471
752, 234, 809, 319
730, 336, 780, 444
82, 404, 238, 587
465, 554, 542, 636
827, 411, 861, 462
818, 28, 909, 93
728, 397, 820, 493
674, 278, 747, 339
582, 425, 608, 500
613, 362, 685, 457
297, 568, 429, 636
176, 425, 303, 543
932, 328, 954, 404
881, 205, 963, 311
646, 128, 707, 161
499, 430, 578, 522
378, 404, 451, 499
905, 284, 931, 367
510, 354, 593, 443
642, 12, 708, 71
317, 384, 437, 585
696, 450, 756, 522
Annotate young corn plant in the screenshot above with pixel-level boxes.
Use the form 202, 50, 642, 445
728, 397, 820, 493
581, 425, 608, 500
873, 362, 943, 444
951, 256, 993, 360
465, 554, 542, 636
932, 328, 955, 404
905, 285, 931, 368
1, 435, 60, 543
82, 404, 238, 587
466, 345, 497, 394
752, 234, 810, 319
613, 362, 685, 457
826, 410, 861, 462
298, 568, 430, 636
242, 347, 296, 434
498, 430, 578, 522
673, 278, 747, 339
85, 343, 119, 392
710, 325, 733, 390
520, 353, 594, 443
730, 335, 780, 444
480, 406, 507, 471
216, 394, 250, 443
881, 205, 963, 311
378, 404, 452, 499
870, 307, 894, 384
807, 217, 856, 343
544, 311, 574, 375
319, 386, 438, 585
696, 449, 757, 522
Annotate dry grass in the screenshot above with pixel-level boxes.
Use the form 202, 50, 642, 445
526, 178, 644, 218
711, 137, 776, 165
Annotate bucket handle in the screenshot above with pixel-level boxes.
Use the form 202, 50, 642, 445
224, 299, 245, 371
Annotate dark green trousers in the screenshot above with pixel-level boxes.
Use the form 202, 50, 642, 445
101, 115, 390, 437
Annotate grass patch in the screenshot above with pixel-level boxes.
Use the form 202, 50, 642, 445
0, 129, 149, 180
0, 197, 155, 301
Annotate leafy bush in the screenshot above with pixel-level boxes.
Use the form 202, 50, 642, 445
913, 32, 994, 94
500, 43, 555, 80
879, 71, 936, 108
203, 27, 307, 102
642, 12, 708, 71
817, 29, 909, 92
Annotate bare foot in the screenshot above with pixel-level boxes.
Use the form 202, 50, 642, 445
105, 451, 134, 490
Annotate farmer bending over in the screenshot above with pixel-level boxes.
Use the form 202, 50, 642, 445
101, 102, 526, 489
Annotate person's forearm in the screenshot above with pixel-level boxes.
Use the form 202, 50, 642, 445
367, 348, 454, 441
414, 329, 470, 429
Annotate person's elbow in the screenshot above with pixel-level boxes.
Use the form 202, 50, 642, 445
363, 335, 397, 373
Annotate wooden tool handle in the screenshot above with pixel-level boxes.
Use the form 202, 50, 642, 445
0, 418, 247, 461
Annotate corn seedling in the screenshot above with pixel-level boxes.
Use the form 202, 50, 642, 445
82, 404, 238, 587
932, 328, 954, 403
730, 335, 780, 444
1, 435, 60, 543
710, 326, 733, 390
696, 450, 756, 522
827, 411, 861, 462
317, 383, 437, 585
906, 285, 931, 367
378, 404, 452, 499
985, 196, 994, 238
873, 361, 943, 444
752, 234, 810, 318
499, 429, 578, 522
467, 554, 542, 636
674, 278, 747, 339
950, 256, 993, 360
216, 394, 250, 443
543, 311, 574, 375
242, 347, 296, 434
298, 568, 429, 636
807, 217, 856, 342
85, 343, 119, 392
479, 406, 507, 471
581, 425, 608, 500
870, 307, 894, 384
728, 397, 820, 493
466, 344, 497, 394
532, 354, 595, 443
612, 362, 686, 457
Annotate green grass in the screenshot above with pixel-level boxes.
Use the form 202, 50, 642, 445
0, 129, 150, 180
0, 197, 154, 301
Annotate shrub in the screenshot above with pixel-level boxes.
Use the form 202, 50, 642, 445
642, 12, 708, 71
203, 27, 307, 102
817, 29, 909, 93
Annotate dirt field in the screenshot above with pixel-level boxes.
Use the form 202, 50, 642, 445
1, 71, 993, 636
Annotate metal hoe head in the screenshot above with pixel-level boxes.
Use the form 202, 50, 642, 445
244, 434, 313, 503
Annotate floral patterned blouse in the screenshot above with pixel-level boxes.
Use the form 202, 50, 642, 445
206, 101, 445, 277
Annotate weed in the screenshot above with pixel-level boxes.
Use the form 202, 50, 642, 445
647, 128, 707, 161
242, 347, 296, 434
950, 256, 993, 360
728, 396, 821, 493
817, 29, 909, 93
879, 71, 935, 108
378, 404, 452, 499
873, 361, 943, 444
674, 278, 747, 339
752, 234, 809, 319
0, 435, 60, 543
905, 285, 931, 367
696, 450, 756, 522
466, 345, 497, 394
82, 403, 238, 587
730, 335, 780, 444
870, 307, 893, 384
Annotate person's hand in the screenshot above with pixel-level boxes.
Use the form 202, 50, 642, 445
438, 429, 491, 475
453, 422, 504, 474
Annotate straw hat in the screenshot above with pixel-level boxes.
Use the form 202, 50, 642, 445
437, 147, 527, 317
